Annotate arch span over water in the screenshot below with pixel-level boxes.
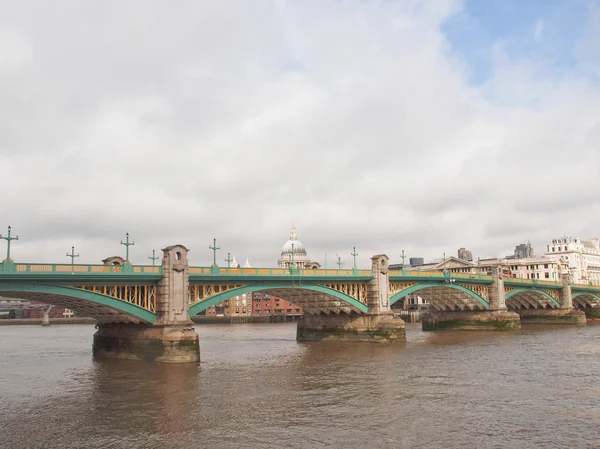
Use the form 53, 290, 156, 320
0, 283, 156, 324
389, 282, 490, 310
188, 282, 369, 316
505, 288, 560, 309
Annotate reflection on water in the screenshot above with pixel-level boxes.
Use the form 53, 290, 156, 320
1, 322, 599, 448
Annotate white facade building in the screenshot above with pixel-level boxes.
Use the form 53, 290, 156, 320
504, 257, 566, 281
545, 237, 600, 285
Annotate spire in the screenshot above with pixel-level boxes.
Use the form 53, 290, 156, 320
244, 257, 251, 268
290, 222, 297, 240
231, 254, 238, 268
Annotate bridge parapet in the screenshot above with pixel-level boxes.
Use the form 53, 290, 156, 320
389, 271, 493, 282
504, 278, 561, 287
0, 262, 161, 275
189, 267, 373, 277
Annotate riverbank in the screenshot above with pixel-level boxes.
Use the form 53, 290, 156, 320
191, 315, 302, 324
0, 316, 303, 326
0, 317, 97, 325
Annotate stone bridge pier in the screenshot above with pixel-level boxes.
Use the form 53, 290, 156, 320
297, 255, 406, 342
517, 273, 586, 325
93, 245, 200, 363
422, 267, 521, 331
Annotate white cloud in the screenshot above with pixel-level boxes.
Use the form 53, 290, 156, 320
1, 0, 600, 269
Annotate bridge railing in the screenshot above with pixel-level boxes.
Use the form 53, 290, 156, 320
389, 270, 493, 281
572, 283, 600, 289
1, 263, 162, 274
188, 267, 373, 276
504, 278, 560, 286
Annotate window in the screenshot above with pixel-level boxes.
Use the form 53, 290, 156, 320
545, 273, 549, 278
544, 264, 548, 269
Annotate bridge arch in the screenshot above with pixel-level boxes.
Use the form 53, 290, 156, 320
572, 292, 600, 309
0, 283, 156, 324
188, 282, 368, 316
389, 282, 489, 311
505, 288, 560, 309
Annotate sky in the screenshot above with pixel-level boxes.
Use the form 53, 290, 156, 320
1, 0, 600, 269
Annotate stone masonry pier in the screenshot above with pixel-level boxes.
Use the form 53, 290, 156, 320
93, 245, 200, 363
297, 255, 406, 342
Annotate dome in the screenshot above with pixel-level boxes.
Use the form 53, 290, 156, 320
281, 239, 307, 255
278, 222, 312, 269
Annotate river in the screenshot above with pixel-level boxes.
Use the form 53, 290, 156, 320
0, 322, 599, 448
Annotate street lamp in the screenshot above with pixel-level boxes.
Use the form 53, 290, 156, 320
0, 225, 19, 262
120, 233, 135, 263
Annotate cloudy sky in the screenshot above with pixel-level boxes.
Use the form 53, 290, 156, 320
2, 0, 600, 268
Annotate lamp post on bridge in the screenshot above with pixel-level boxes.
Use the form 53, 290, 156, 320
336, 254, 344, 270
66, 246, 79, 270
400, 249, 406, 274
351, 247, 358, 274
120, 233, 135, 263
443, 252, 447, 278
477, 257, 481, 278
148, 250, 159, 266
290, 243, 296, 273
209, 238, 220, 266
0, 225, 19, 263
209, 238, 220, 274
225, 252, 233, 268
442, 252, 455, 284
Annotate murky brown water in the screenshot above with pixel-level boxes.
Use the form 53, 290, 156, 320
1, 322, 599, 448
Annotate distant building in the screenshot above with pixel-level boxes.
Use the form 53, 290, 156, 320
512, 242, 534, 259
545, 236, 600, 285
457, 248, 473, 261
409, 257, 424, 267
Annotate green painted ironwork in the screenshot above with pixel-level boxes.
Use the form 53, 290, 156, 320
572, 291, 600, 305
66, 246, 79, 266
209, 238, 220, 267
0, 225, 19, 262
290, 243, 296, 271
336, 255, 344, 269
120, 233, 135, 262
389, 281, 490, 309
225, 252, 233, 268
400, 250, 406, 273
351, 247, 358, 270
188, 282, 369, 316
0, 282, 157, 323
442, 252, 447, 277
148, 249, 159, 266
505, 288, 561, 308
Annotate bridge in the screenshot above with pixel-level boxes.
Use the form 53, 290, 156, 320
1, 244, 597, 362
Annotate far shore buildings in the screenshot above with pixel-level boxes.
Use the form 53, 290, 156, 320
404, 237, 600, 285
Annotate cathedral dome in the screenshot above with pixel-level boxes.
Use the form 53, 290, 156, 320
280, 222, 307, 255
281, 238, 307, 255
278, 223, 312, 268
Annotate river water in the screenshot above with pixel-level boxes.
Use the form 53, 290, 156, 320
1, 322, 599, 448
